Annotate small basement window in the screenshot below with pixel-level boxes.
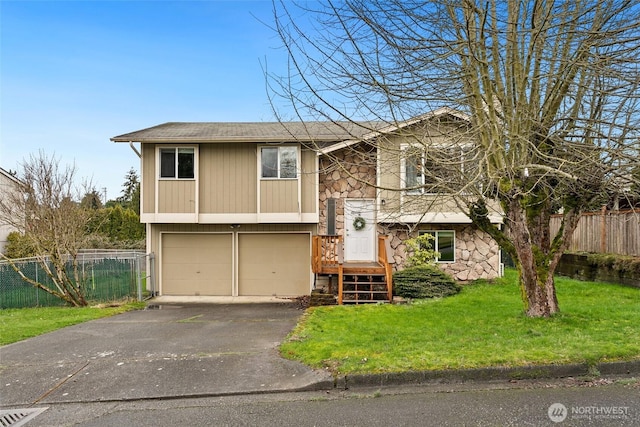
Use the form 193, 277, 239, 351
160, 147, 194, 179
419, 230, 455, 262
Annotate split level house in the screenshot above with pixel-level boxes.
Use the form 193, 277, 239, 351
111, 108, 503, 303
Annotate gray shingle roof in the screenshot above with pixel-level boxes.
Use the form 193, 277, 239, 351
110, 108, 469, 150
111, 121, 383, 144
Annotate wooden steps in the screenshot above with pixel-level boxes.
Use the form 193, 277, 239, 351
313, 235, 395, 305
341, 273, 389, 304
337, 263, 392, 305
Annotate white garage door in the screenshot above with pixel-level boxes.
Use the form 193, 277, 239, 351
238, 233, 311, 296
162, 233, 233, 296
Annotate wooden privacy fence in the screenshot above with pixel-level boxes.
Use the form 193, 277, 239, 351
550, 208, 640, 256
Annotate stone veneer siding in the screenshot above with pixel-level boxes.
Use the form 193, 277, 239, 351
318, 146, 377, 235
379, 223, 501, 281
318, 146, 501, 281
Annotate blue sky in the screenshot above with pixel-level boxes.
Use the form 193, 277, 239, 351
1, 0, 298, 201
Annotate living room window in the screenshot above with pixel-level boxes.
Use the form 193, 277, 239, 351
420, 230, 455, 262
401, 146, 425, 194
401, 144, 474, 194
159, 147, 194, 179
261, 146, 297, 179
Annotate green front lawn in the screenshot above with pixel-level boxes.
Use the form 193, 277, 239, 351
0, 301, 145, 345
280, 269, 640, 374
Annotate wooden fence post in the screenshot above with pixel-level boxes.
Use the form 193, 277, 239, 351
600, 205, 607, 253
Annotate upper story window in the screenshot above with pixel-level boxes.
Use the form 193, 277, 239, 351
401, 144, 475, 194
160, 147, 194, 179
261, 146, 297, 179
402, 146, 425, 194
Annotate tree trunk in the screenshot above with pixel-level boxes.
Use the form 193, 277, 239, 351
507, 197, 559, 318
517, 256, 559, 317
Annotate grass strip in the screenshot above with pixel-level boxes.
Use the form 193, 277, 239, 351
280, 269, 640, 374
0, 301, 146, 345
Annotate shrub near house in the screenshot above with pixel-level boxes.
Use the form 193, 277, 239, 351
393, 265, 461, 299
393, 233, 461, 299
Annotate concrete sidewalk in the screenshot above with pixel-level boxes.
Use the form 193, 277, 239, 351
0, 302, 333, 407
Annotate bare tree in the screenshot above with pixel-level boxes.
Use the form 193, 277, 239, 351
0, 152, 95, 306
269, 0, 640, 317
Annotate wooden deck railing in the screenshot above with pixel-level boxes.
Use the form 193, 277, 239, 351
378, 235, 395, 301
312, 235, 343, 274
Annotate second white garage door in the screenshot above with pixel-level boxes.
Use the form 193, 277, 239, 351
238, 233, 311, 296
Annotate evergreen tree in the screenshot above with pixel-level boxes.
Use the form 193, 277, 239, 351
116, 168, 140, 214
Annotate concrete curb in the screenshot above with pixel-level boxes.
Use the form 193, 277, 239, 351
18, 361, 637, 405
334, 359, 640, 390
26, 381, 339, 406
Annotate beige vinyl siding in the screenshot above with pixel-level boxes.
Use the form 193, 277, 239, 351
142, 142, 318, 220
158, 180, 196, 213
395, 194, 463, 216
300, 149, 317, 214
199, 143, 257, 213
377, 133, 404, 216
142, 144, 156, 215
260, 179, 298, 213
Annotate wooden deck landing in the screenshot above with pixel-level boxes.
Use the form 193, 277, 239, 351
319, 262, 386, 275
312, 235, 395, 304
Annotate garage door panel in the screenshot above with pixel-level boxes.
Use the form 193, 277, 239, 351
163, 263, 231, 281
238, 234, 310, 296
163, 279, 230, 295
162, 233, 232, 296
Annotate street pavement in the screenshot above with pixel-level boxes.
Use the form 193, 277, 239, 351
6, 379, 640, 426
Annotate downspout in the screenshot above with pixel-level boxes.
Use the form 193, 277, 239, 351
129, 142, 141, 158
127, 140, 149, 296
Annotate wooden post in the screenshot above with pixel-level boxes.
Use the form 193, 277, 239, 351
384, 236, 394, 302
311, 236, 318, 273
600, 205, 607, 253
338, 241, 344, 305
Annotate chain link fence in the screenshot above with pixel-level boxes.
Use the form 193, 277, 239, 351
0, 250, 153, 308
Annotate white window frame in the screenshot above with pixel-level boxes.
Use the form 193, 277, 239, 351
158, 146, 196, 180
401, 143, 475, 195
259, 145, 299, 180
400, 144, 425, 194
419, 230, 456, 263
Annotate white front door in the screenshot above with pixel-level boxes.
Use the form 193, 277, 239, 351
344, 199, 376, 262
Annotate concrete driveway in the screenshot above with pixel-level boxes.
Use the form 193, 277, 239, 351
0, 302, 332, 407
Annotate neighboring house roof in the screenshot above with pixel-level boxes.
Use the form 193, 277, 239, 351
110, 107, 469, 152
0, 167, 22, 186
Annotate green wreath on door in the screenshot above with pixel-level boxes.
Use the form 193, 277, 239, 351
352, 216, 366, 231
